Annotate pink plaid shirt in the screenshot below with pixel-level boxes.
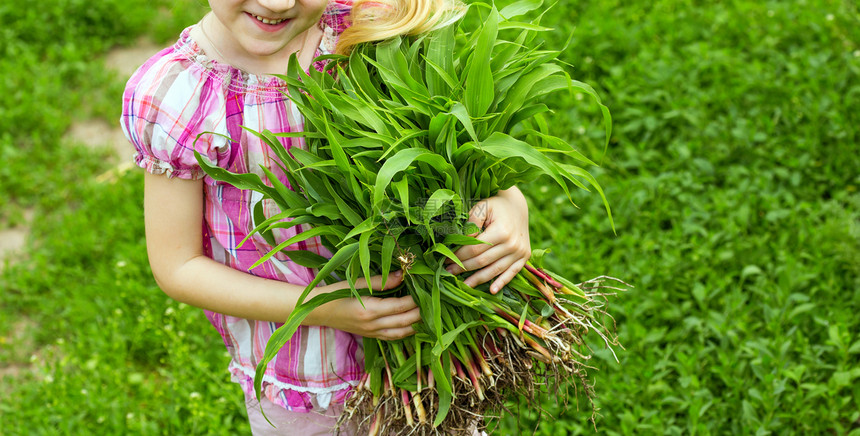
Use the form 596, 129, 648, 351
121, 1, 359, 412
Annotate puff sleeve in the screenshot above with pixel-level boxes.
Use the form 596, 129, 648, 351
120, 51, 229, 180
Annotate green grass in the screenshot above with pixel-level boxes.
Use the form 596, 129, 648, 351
1, 0, 859, 434
0, 0, 206, 219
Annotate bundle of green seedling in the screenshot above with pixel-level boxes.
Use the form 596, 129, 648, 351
197, 2, 627, 434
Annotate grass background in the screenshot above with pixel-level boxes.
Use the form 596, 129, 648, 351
1, 0, 858, 434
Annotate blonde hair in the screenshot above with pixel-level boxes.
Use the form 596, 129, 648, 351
336, 0, 467, 55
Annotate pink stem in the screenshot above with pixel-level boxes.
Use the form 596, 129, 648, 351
522, 269, 557, 303
463, 356, 485, 401
401, 388, 414, 426
525, 263, 563, 288
494, 307, 548, 339
453, 358, 468, 381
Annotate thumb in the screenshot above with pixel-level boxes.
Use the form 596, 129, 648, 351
384, 269, 404, 290
369, 269, 404, 291
467, 200, 489, 237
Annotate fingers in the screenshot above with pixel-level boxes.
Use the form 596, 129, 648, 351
353, 294, 417, 319
375, 326, 418, 341
381, 270, 404, 291
373, 294, 418, 314
445, 196, 515, 268
446, 225, 507, 269
447, 243, 508, 276
465, 199, 489, 236
488, 256, 528, 295
369, 306, 422, 330
322, 282, 420, 339
356, 270, 404, 291
460, 253, 520, 289
360, 300, 422, 340
449, 231, 499, 264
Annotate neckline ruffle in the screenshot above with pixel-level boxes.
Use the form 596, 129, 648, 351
173, 25, 327, 95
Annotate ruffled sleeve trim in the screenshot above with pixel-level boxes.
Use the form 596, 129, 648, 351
133, 152, 208, 180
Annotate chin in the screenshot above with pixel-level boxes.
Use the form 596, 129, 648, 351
243, 42, 290, 58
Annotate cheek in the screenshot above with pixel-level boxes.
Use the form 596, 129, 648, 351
207, 0, 243, 24
305, 0, 329, 17
207, 0, 235, 13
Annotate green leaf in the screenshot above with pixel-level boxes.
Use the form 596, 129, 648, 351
322, 179, 364, 227
194, 151, 280, 205
498, 21, 554, 32
442, 233, 489, 247
297, 242, 358, 306
506, 104, 551, 131
569, 79, 613, 153
463, 222, 482, 236
423, 56, 459, 95
343, 216, 378, 241
497, 63, 565, 129
373, 148, 459, 210
519, 128, 598, 167
432, 265, 444, 341
448, 102, 479, 144
348, 47, 383, 102
478, 132, 572, 200
527, 75, 571, 100
425, 22, 457, 96
378, 129, 428, 160
428, 243, 465, 270
252, 199, 276, 247
380, 235, 396, 289
359, 231, 372, 289
532, 299, 554, 317
249, 226, 341, 270
428, 113, 455, 147
345, 252, 361, 300
529, 248, 550, 269
392, 354, 418, 386
391, 177, 413, 224
422, 189, 460, 223
499, 0, 542, 19
464, 7, 498, 117
363, 336, 379, 375
258, 165, 308, 210
430, 353, 453, 427
787, 302, 816, 319
326, 92, 390, 135
279, 249, 328, 269
376, 37, 429, 98
239, 211, 301, 249
306, 203, 341, 218
431, 319, 485, 355
254, 287, 354, 403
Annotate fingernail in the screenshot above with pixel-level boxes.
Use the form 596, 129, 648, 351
395, 270, 403, 278
490, 285, 498, 294
446, 266, 455, 274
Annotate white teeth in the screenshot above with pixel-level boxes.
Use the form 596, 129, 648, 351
253, 14, 286, 25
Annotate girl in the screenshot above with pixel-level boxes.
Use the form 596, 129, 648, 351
121, 0, 531, 434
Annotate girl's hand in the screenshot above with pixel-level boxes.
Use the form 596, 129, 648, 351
313, 270, 422, 340
445, 186, 531, 294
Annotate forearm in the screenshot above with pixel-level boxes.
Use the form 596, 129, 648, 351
153, 253, 333, 324
151, 251, 416, 340
143, 172, 417, 340
144, 172, 336, 325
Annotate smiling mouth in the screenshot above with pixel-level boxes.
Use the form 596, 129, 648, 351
252, 14, 288, 25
